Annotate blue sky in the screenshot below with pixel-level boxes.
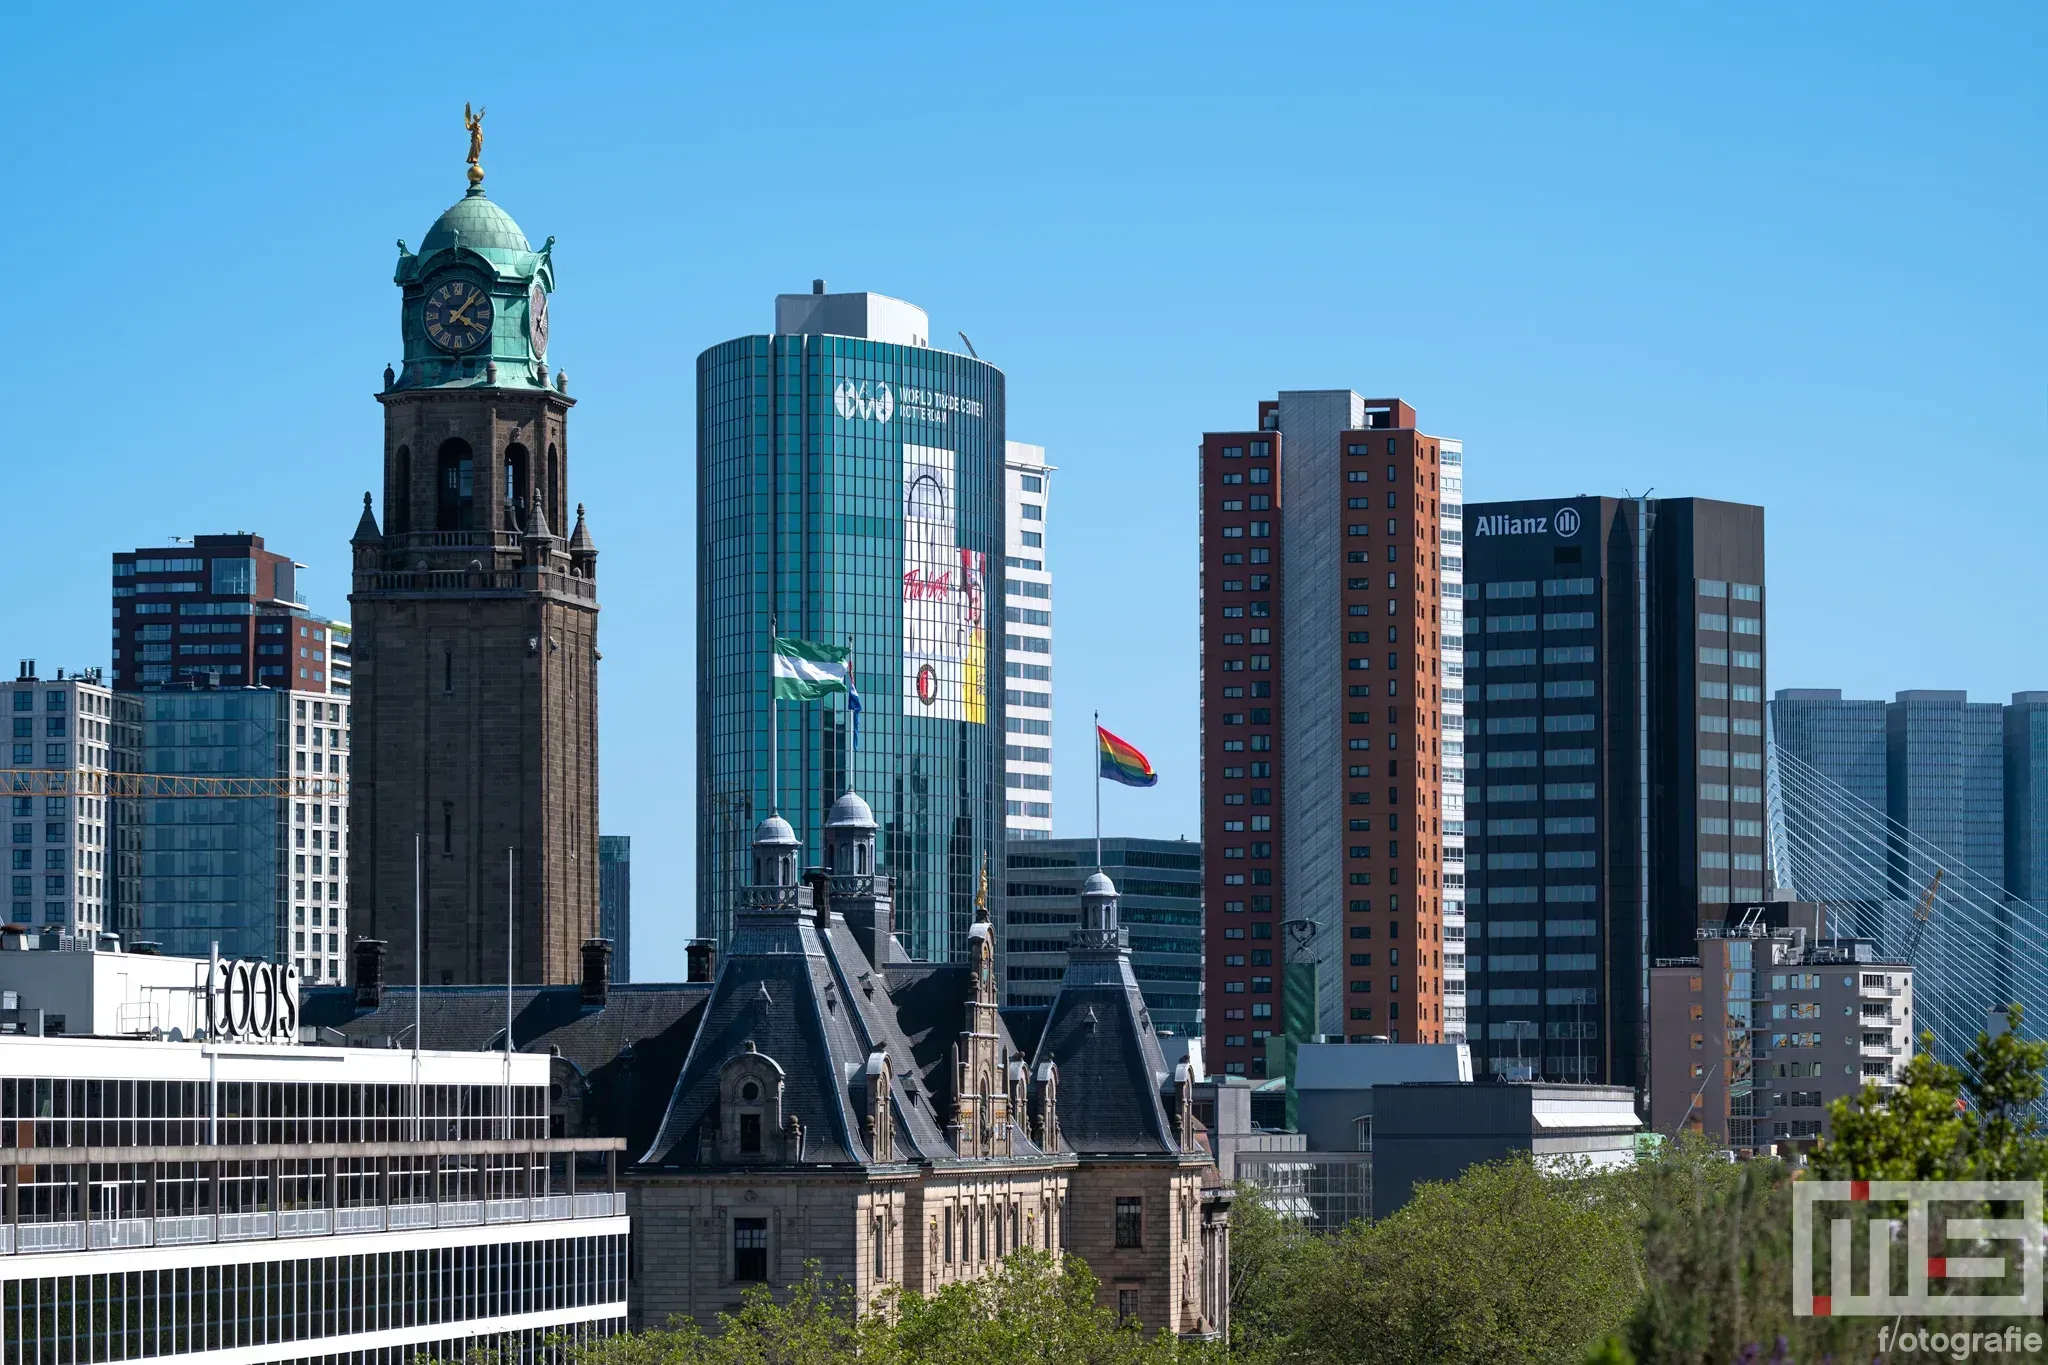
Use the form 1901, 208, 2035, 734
4, 5, 2041, 978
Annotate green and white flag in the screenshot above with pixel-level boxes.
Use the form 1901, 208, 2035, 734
772, 637, 853, 701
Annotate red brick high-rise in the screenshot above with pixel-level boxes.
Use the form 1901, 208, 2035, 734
1200, 393, 1462, 1077
112, 534, 340, 694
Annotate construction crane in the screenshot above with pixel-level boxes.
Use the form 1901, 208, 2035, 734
1, 770, 346, 799
1903, 867, 1945, 961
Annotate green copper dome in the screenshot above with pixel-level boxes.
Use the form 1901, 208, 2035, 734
420, 186, 531, 255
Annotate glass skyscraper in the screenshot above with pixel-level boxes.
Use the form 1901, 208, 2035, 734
2007, 693, 2048, 913
599, 833, 631, 982
697, 285, 1005, 962
136, 687, 288, 961
1770, 689, 1889, 902
1002, 837, 1204, 1033
1777, 686, 2048, 907
1886, 691, 2006, 889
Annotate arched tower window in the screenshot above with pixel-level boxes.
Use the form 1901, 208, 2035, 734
436, 439, 475, 532
504, 443, 530, 529
547, 444, 560, 526
392, 446, 412, 536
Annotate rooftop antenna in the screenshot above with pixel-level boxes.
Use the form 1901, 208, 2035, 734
957, 331, 979, 359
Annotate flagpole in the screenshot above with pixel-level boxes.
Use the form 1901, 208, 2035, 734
505, 844, 514, 1142
413, 832, 422, 1142
1094, 709, 1102, 872
769, 614, 779, 814
844, 637, 855, 794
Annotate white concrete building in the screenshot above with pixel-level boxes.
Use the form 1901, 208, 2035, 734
1003, 441, 1055, 840
3, 664, 132, 939
1438, 442, 1467, 1041
289, 690, 351, 984
0, 939, 629, 1362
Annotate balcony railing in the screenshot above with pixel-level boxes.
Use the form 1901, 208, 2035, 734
4, 1192, 627, 1259
0, 1136, 627, 1259
354, 567, 596, 602
386, 530, 525, 553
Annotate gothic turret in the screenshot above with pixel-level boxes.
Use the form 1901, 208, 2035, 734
751, 814, 800, 890
824, 790, 876, 876
352, 493, 382, 546
1076, 871, 1128, 952
568, 503, 598, 579
825, 789, 901, 966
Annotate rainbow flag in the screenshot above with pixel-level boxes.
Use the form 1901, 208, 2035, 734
1097, 725, 1158, 788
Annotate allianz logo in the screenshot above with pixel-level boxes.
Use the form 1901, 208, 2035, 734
1471, 506, 1581, 538
834, 379, 895, 423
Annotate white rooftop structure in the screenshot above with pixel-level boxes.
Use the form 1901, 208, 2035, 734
774, 282, 931, 347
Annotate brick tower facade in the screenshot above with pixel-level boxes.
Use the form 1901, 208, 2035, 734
348, 139, 600, 987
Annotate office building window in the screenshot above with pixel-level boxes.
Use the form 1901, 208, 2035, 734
734, 1218, 769, 1281
1114, 1197, 1143, 1248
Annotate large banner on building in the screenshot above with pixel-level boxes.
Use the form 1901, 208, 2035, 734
902, 444, 987, 724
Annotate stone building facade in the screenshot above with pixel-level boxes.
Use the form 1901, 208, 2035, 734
630, 793, 1231, 1337
348, 156, 601, 986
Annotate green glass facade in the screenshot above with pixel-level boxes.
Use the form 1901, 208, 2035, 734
697, 333, 1006, 961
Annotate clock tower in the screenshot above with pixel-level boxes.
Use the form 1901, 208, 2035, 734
348, 129, 600, 987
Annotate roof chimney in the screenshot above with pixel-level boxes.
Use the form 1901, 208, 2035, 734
581, 938, 613, 1007
686, 939, 718, 983
352, 938, 387, 1008
812, 278, 826, 294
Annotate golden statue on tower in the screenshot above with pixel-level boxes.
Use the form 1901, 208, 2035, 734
464, 103, 486, 186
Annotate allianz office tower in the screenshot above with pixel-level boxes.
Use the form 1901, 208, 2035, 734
1461, 497, 1765, 1090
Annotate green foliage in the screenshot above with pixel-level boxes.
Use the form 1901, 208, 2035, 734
893, 1250, 1199, 1365
1958, 1003, 2048, 1180
1223, 1183, 1317, 1358
566, 1256, 1205, 1365
1811, 1002, 2048, 1181
1580, 1337, 1632, 1365
1807, 1038, 1970, 1180
1233, 1156, 1639, 1365
1619, 1136, 1869, 1365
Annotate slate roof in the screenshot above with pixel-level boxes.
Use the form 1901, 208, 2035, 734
638, 897, 1052, 1172
301, 982, 709, 1156
883, 962, 1033, 1125
1029, 947, 1179, 1155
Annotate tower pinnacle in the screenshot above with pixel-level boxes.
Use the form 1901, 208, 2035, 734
463, 103, 486, 187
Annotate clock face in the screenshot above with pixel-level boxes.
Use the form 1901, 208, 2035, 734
423, 279, 494, 353
527, 279, 550, 359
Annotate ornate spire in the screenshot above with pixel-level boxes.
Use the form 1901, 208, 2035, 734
524, 494, 553, 541
568, 503, 596, 555
352, 492, 382, 545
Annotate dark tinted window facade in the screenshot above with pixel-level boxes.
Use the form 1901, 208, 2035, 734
1463, 497, 1764, 1089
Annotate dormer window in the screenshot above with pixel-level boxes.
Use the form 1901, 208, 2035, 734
718, 1046, 786, 1161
